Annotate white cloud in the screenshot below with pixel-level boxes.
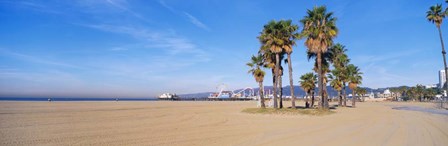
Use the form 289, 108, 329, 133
84, 24, 208, 56
0, 49, 84, 69
183, 12, 211, 31
110, 47, 128, 51
159, 0, 211, 31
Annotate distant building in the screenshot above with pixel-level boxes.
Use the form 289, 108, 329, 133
424, 84, 437, 89
440, 70, 446, 89
383, 89, 391, 97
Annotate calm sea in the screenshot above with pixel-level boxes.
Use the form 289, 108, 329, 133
0, 97, 158, 101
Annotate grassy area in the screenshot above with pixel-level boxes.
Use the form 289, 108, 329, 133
242, 108, 335, 116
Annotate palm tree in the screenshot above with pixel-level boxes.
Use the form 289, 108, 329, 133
328, 43, 350, 107
300, 6, 338, 109
427, 4, 448, 95
259, 48, 276, 106
424, 88, 437, 101
300, 72, 317, 108
247, 54, 266, 108
355, 87, 367, 102
415, 84, 425, 102
328, 69, 343, 106
258, 20, 286, 108
347, 64, 362, 108
259, 20, 297, 109
280, 20, 300, 108
407, 87, 417, 101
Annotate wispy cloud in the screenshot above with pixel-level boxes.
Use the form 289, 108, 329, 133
352, 50, 425, 88
110, 47, 129, 51
84, 24, 208, 56
0, 49, 83, 69
103, 0, 150, 23
183, 12, 211, 31
1, 0, 62, 14
159, 0, 211, 31
158, 0, 176, 13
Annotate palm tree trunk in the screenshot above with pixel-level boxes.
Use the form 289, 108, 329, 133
343, 83, 347, 107
258, 82, 265, 108
287, 54, 296, 108
352, 90, 356, 108
274, 54, 281, 108
317, 52, 326, 109
437, 26, 448, 96
324, 85, 329, 107
272, 71, 278, 108
279, 74, 283, 108
305, 91, 309, 108
311, 90, 315, 108
338, 90, 342, 107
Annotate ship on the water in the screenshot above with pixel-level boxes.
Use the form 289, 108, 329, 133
158, 93, 179, 100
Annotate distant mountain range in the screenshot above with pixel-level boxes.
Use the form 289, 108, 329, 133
179, 85, 408, 99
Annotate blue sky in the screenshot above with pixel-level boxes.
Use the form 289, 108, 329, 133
0, 0, 446, 97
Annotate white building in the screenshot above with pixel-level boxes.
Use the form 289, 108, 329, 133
425, 84, 437, 89
440, 70, 446, 88
383, 89, 391, 96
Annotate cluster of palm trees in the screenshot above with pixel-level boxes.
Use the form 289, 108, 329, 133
405, 85, 438, 101
427, 0, 448, 95
247, 6, 363, 110
389, 85, 438, 101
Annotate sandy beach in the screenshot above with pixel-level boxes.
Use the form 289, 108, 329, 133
0, 101, 447, 146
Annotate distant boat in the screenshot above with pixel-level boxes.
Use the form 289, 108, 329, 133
158, 93, 179, 100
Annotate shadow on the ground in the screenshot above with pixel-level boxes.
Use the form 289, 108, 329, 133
288, 105, 339, 110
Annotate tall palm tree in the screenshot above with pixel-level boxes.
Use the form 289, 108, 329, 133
259, 48, 285, 108
300, 6, 338, 109
258, 20, 283, 108
247, 54, 266, 108
307, 50, 331, 107
280, 20, 300, 108
328, 43, 350, 107
300, 72, 317, 108
427, 4, 448, 95
259, 48, 276, 104
347, 64, 363, 108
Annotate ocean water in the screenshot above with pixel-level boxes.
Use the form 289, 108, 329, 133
0, 97, 158, 101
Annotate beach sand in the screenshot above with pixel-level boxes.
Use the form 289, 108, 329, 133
1, 101, 447, 146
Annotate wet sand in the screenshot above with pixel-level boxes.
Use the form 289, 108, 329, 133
0, 101, 447, 146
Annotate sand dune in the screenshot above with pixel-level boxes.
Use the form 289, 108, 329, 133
0, 101, 447, 146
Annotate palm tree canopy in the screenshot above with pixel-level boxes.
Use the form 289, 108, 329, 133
355, 87, 367, 95
299, 72, 317, 93
426, 4, 445, 27
347, 64, 363, 87
279, 20, 300, 54
329, 69, 343, 91
300, 6, 338, 54
328, 43, 349, 68
247, 54, 266, 83
258, 20, 298, 54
